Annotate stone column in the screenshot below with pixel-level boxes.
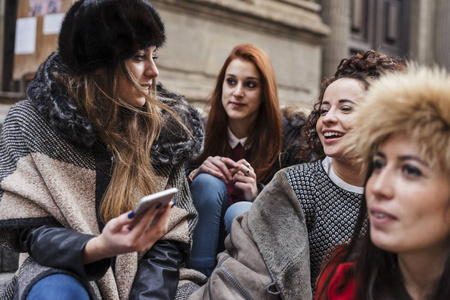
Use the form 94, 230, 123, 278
319, 0, 351, 78
408, 0, 434, 65
434, 0, 450, 70
0, 1, 5, 88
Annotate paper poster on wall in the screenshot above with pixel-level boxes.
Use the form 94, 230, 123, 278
14, 17, 37, 55
29, 0, 62, 17
43, 13, 65, 35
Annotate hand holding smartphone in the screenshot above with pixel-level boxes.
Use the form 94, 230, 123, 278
128, 187, 178, 230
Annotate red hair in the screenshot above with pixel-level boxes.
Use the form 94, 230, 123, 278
195, 44, 282, 183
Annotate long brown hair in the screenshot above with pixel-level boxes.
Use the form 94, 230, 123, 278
316, 65, 450, 300
65, 60, 188, 223
195, 44, 282, 183
297, 50, 407, 161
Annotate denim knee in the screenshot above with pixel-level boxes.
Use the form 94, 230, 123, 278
190, 173, 228, 216
187, 173, 230, 276
190, 173, 228, 210
224, 201, 253, 233
27, 274, 90, 300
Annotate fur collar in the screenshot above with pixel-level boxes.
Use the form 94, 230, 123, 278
26, 52, 204, 165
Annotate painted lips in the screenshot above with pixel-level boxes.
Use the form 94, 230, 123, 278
370, 209, 396, 226
230, 102, 245, 109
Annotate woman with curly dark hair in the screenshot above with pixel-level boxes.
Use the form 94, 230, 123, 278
291, 50, 406, 290
187, 50, 406, 300
298, 50, 407, 161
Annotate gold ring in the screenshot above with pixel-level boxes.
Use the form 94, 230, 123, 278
245, 168, 250, 176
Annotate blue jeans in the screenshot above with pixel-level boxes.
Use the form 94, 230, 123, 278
187, 174, 255, 276
27, 274, 90, 300
187, 174, 229, 276
224, 201, 253, 233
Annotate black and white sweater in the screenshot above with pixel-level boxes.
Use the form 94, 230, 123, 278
285, 160, 364, 289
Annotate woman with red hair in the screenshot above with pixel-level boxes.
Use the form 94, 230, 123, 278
186, 44, 305, 276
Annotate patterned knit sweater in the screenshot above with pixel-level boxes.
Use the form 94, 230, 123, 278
285, 160, 364, 290
0, 52, 204, 299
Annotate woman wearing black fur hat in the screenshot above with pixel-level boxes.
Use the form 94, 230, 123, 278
0, 0, 204, 299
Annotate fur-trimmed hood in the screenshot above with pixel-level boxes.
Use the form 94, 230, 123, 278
26, 51, 204, 165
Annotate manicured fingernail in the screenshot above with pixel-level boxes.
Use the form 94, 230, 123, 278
171, 202, 176, 208
156, 203, 162, 209
128, 211, 135, 219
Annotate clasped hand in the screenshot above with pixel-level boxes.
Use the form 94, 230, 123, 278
192, 156, 258, 201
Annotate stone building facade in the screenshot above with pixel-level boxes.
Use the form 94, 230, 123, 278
319, 0, 450, 77
1, 0, 449, 109
1, 0, 331, 109
151, 0, 330, 108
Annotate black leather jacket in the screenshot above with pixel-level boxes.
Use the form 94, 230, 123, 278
19, 225, 183, 299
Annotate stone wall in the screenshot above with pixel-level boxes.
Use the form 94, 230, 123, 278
151, 0, 330, 108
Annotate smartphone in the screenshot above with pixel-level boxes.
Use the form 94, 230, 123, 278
128, 187, 178, 230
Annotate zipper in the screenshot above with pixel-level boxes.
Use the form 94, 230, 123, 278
208, 254, 230, 298
224, 219, 281, 299
218, 265, 254, 300
208, 251, 254, 299
260, 251, 282, 298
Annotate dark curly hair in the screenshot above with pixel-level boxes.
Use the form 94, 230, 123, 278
296, 50, 407, 160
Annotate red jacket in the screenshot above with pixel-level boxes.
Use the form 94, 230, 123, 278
315, 262, 356, 300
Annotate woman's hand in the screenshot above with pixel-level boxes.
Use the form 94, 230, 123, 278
231, 159, 258, 201
190, 156, 240, 184
82, 202, 172, 264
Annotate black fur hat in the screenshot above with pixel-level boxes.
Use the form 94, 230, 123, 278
58, 0, 165, 74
